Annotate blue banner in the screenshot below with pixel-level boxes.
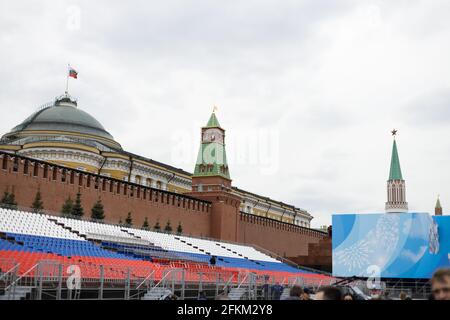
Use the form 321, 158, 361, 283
332, 213, 450, 279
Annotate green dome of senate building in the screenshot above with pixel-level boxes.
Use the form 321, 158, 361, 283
1, 95, 121, 150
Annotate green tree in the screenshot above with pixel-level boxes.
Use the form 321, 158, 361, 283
142, 217, 150, 230
71, 192, 84, 218
164, 220, 172, 233
61, 197, 73, 216
176, 222, 183, 235
31, 190, 44, 213
0, 191, 8, 205
91, 198, 105, 221
125, 212, 133, 227
153, 220, 161, 231
1, 191, 18, 209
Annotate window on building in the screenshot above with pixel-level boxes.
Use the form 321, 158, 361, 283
146, 178, 152, 187
1, 156, 7, 170
33, 163, 39, 177
23, 160, 29, 174
12, 158, 18, 172
52, 167, 57, 180
43, 164, 48, 178
156, 181, 162, 189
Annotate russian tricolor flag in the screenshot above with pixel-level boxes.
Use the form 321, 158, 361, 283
68, 67, 78, 79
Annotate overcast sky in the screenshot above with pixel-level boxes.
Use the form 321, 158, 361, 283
1, 0, 450, 228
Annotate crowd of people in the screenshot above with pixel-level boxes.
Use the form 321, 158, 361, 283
189, 267, 450, 300
279, 267, 450, 300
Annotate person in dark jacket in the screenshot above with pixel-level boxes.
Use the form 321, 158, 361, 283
271, 282, 284, 300
198, 291, 207, 300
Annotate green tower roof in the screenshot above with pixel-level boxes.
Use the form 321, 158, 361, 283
206, 112, 221, 128
388, 139, 403, 180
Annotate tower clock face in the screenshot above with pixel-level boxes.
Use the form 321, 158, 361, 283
203, 129, 223, 143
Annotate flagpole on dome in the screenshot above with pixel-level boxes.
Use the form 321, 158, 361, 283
65, 63, 70, 95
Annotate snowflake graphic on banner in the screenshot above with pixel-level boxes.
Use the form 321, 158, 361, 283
334, 238, 371, 273
334, 214, 400, 275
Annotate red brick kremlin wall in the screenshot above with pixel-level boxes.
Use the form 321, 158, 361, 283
0, 152, 328, 259
238, 213, 325, 257
0, 153, 212, 238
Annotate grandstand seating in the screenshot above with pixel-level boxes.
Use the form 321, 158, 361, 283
0, 207, 328, 283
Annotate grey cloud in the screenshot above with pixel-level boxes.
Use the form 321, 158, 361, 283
403, 89, 450, 126
1, 0, 450, 228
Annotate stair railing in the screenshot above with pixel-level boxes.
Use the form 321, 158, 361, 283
236, 272, 249, 289
5, 263, 39, 300
222, 273, 236, 293
0, 263, 20, 283
147, 268, 182, 294
136, 269, 157, 290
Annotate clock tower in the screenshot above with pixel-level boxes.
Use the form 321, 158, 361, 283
188, 110, 241, 242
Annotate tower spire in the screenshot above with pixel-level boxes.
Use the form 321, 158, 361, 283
206, 109, 221, 128
388, 139, 403, 180
385, 130, 408, 213
435, 195, 443, 216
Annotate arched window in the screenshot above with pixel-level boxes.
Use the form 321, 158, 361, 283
146, 178, 152, 187
12, 158, 19, 172
135, 175, 142, 185
33, 163, 39, 177
156, 181, 162, 189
